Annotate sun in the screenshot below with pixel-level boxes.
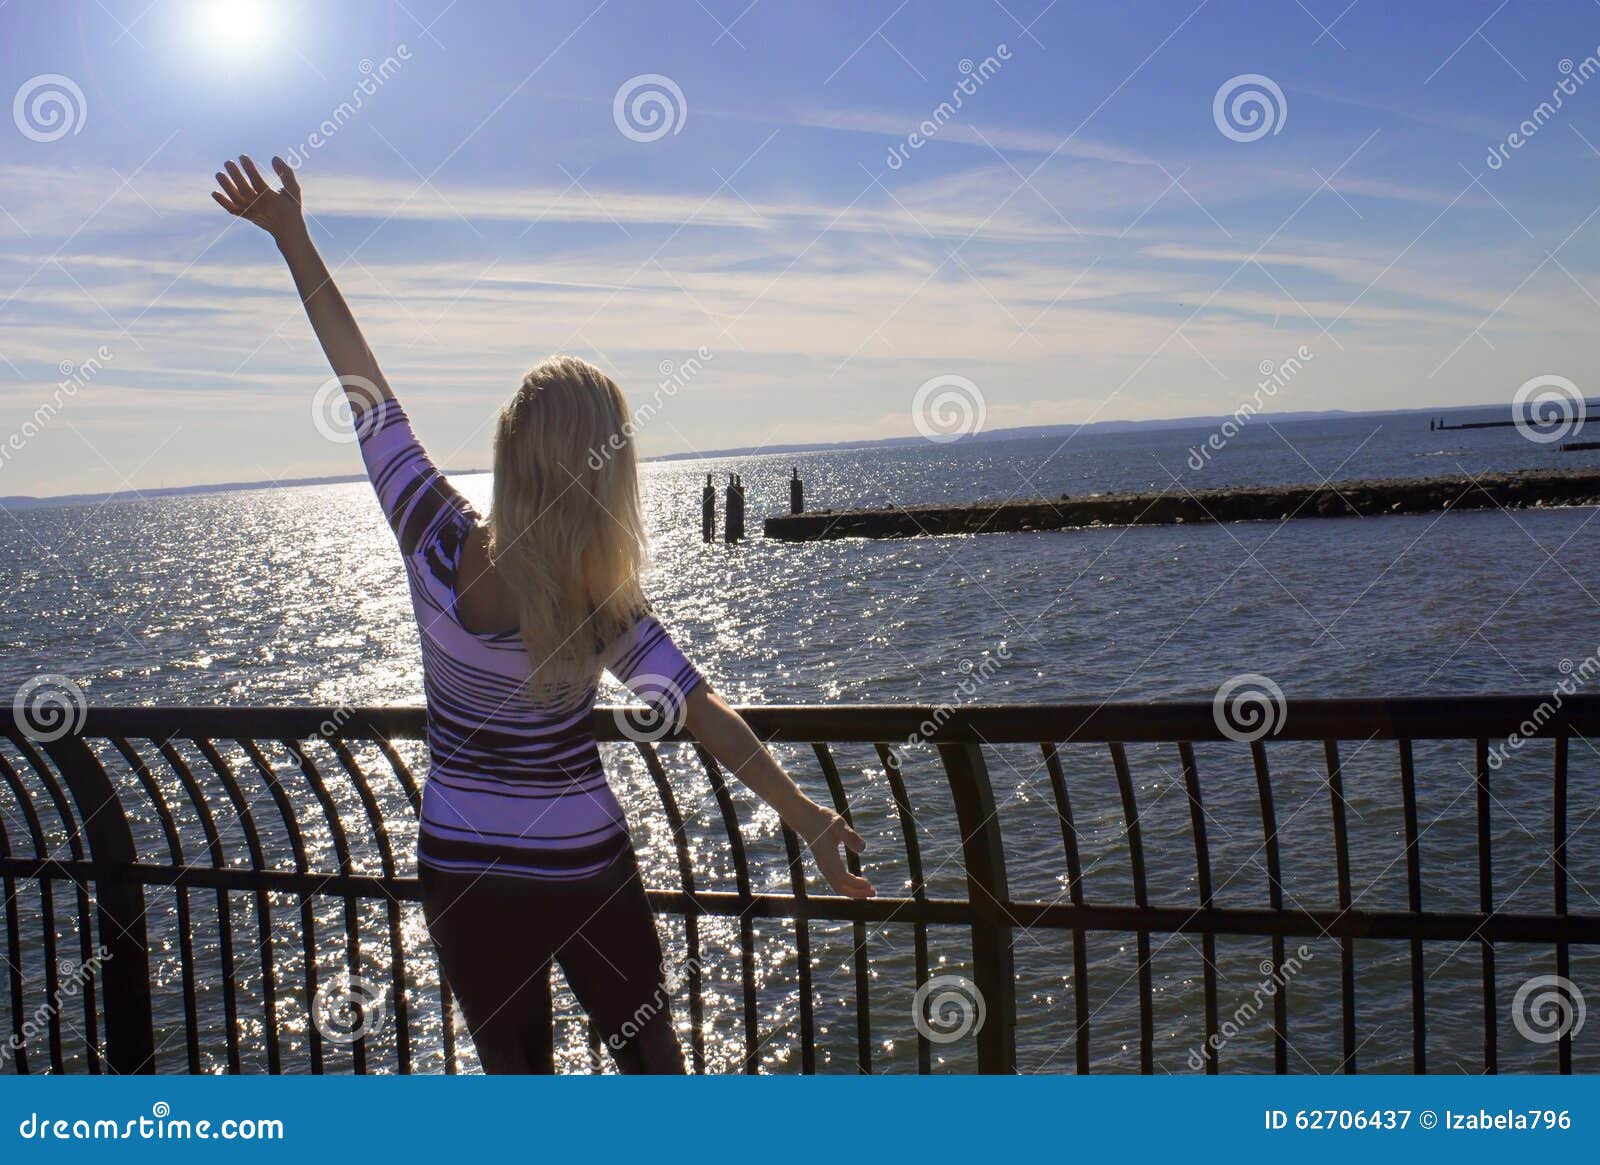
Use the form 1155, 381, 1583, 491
197, 0, 276, 54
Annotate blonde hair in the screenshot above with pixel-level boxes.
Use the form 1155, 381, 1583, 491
489, 355, 646, 703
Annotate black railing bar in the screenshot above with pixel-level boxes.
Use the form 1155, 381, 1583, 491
873, 744, 932, 1074
633, 742, 707, 1075
237, 739, 328, 1073
1323, 741, 1357, 1075
108, 739, 201, 1074
369, 735, 422, 814
1475, 738, 1496, 1077
0, 814, 33, 1075
12, 733, 105, 1073
776, 820, 816, 1075
1178, 742, 1219, 1075
0, 750, 67, 1074
689, 745, 760, 1073
7, 854, 1600, 943
1039, 742, 1091, 1076
1397, 740, 1425, 1075
809, 742, 871, 1076
1554, 735, 1571, 1076
328, 738, 413, 1074
1250, 741, 1289, 1077
1106, 741, 1153, 1073
50, 694, 1600, 744
29, 738, 113, 1075
36, 734, 154, 1074
193, 739, 282, 1075
154, 739, 245, 1073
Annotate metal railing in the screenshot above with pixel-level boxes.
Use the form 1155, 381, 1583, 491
1, 697, 1597, 1075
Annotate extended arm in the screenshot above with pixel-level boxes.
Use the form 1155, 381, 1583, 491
683, 686, 874, 898
211, 155, 393, 417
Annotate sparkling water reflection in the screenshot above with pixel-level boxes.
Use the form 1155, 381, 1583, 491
2, 414, 1598, 1072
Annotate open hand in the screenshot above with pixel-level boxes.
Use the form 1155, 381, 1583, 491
211, 154, 304, 240
801, 809, 874, 898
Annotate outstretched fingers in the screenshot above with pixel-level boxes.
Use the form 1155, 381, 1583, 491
272, 155, 301, 199
214, 168, 246, 207
238, 154, 270, 195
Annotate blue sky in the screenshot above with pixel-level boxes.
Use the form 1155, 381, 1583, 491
4, 0, 1600, 495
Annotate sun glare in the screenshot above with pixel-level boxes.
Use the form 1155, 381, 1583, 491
197, 0, 275, 54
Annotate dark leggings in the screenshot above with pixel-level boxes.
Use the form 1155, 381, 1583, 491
419, 851, 685, 1074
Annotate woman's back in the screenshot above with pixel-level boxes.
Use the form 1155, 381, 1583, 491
355, 396, 703, 881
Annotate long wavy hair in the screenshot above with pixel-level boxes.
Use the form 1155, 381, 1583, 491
488, 355, 646, 703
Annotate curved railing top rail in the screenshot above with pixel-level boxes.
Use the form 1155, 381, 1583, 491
44, 691, 1600, 743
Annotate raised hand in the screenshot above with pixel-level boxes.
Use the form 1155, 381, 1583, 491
802, 809, 875, 898
211, 154, 304, 241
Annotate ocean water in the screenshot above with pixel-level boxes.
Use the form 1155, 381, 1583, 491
3, 409, 1598, 1074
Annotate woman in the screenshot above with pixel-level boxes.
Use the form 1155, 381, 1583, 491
211, 155, 874, 1074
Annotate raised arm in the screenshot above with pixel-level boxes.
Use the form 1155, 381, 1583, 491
211, 154, 393, 418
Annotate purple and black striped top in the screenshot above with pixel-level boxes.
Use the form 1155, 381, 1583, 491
356, 398, 703, 881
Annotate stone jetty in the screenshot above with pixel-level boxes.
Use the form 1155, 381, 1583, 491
762, 467, 1600, 541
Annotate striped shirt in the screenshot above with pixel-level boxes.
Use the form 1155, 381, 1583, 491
356, 398, 703, 880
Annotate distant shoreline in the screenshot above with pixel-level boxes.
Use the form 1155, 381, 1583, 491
0, 398, 1547, 511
